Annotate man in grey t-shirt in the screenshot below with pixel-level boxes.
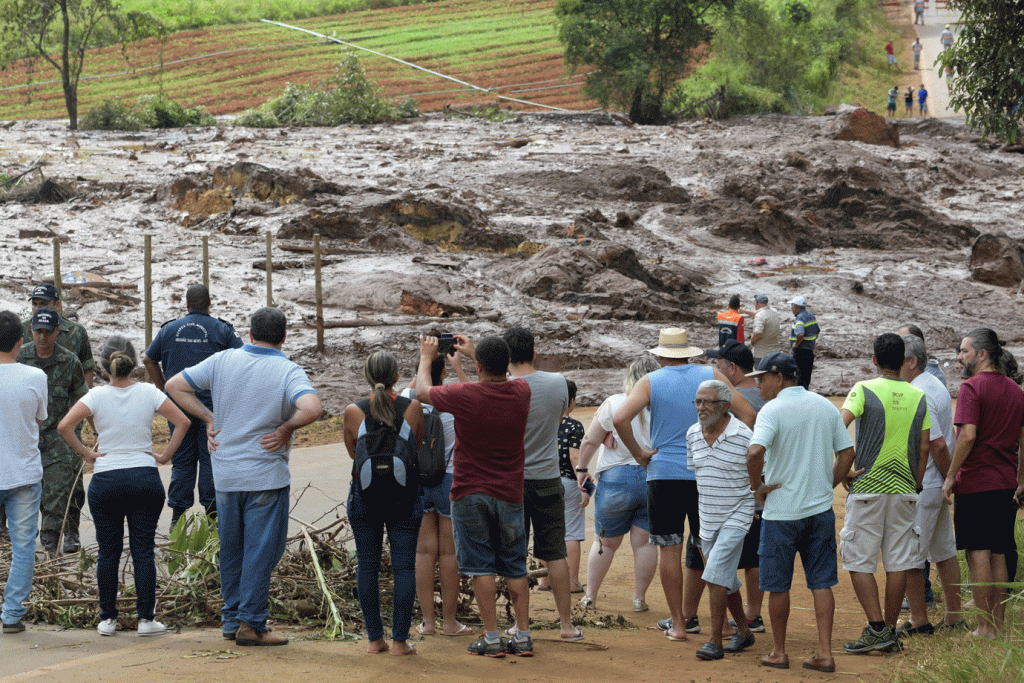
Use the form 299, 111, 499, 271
167, 307, 321, 647
502, 327, 581, 651
749, 294, 780, 365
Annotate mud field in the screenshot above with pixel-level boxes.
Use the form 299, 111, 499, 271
2, 112, 1023, 411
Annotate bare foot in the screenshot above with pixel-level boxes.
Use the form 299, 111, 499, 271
390, 641, 417, 656
367, 638, 390, 653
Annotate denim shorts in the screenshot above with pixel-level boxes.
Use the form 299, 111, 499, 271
594, 464, 649, 538
420, 472, 453, 518
451, 493, 527, 578
759, 509, 838, 592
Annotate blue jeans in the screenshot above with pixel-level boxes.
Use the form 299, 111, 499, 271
89, 468, 165, 620
167, 418, 216, 513
217, 487, 289, 635
348, 487, 422, 642
1, 483, 41, 624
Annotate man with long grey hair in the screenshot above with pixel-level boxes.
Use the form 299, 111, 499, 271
685, 379, 756, 660
897, 334, 962, 637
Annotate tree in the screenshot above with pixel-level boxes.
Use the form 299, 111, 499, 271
940, 0, 1024, 143
0, 0, 163, 130
555, 0, 734, 124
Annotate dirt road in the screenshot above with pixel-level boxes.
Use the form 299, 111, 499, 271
1, 408, 937, 683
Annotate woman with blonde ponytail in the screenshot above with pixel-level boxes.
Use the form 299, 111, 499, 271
58, 335, 190, 638
343, 350, 424, 655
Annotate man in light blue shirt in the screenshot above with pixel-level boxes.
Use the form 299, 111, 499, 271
746, 352, 855, 673
167, 307, 321, 647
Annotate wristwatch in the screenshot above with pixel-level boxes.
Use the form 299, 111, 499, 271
575, 467, 588, 473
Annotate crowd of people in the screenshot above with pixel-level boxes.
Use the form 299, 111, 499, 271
2, 282, 1023, 672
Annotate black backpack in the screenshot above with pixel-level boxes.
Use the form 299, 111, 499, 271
352, 396, 419, 513
418, 405, 448, 489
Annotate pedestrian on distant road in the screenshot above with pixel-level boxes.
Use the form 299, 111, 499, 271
912, 38, 923, 70
917, 85, 928, 116
914, 0, 925, 25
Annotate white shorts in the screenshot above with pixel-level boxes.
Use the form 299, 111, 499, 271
840, 492, 921, 573
561, 476, 586, 542
915, 487, 957, 564
699, 526, 747, 594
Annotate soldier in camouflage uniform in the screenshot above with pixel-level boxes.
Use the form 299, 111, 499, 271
22, 283, 96, 388
17, 308, 88, 555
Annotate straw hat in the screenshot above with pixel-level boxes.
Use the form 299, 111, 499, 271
649, 328, 703, 359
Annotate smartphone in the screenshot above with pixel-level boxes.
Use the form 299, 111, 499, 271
437, 333, 456, 357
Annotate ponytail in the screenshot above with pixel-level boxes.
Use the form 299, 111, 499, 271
364, 351, 399, 427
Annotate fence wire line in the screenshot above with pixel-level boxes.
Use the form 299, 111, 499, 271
406, 74, 587, 99
0, 40, 320, 93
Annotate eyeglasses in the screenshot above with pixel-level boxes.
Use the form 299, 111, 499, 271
692, 399, 726, 407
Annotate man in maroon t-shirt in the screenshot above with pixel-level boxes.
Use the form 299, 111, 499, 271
416, 334, 532, 657
943, 328, 1024, 639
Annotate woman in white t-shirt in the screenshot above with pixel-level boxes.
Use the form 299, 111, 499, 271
58, 336, 189, 638
574, 356, 660, 612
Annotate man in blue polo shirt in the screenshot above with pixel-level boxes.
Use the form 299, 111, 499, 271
145, 284, 242, 531
746, 352, 855, 673
166, 307, 321, 647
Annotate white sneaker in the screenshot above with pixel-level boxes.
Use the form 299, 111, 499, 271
138, 619, 166, 636
632, 599, 649, 613
97, 618, 117, 636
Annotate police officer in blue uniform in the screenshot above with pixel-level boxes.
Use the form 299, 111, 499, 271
787, 295, 820, 390
144, 284, 243, 532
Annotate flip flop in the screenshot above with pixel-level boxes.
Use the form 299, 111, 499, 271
415, 624, 435, 636
561, 629, 585, 642
535, 585, 552, 592
665, 632, 687, 642
441, 624, 475, 637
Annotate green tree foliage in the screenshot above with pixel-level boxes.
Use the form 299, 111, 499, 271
668, 0, 868, 118
234, 52, 398, 127
0, 0, 164, 130
555, 0, 734, 124
940, 0, 1024, 143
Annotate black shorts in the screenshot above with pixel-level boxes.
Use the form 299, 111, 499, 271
648, 479, 699, 550
685, 532, 705, 571
954, 489, 1017, 555
738, 515, 762, 570
524, 478, 567, 561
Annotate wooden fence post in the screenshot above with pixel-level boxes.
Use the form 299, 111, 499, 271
145, 234, 153, 348
314, 233, 324, 353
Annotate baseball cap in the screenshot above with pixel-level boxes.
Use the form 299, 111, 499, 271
754, 294, 769, 304
746, 352, 799, 378
32, 307, 59, 332
705, 339, 755, 370
788, 295, 806, 307
30, 283, 59, 302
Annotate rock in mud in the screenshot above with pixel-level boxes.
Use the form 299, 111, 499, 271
969, 234, 1024, 287
832, 107, 900, 148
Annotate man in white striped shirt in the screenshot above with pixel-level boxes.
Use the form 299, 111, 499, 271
685, 380, 756, 661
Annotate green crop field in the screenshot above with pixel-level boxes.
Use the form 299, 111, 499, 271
0, 0, 595, 122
